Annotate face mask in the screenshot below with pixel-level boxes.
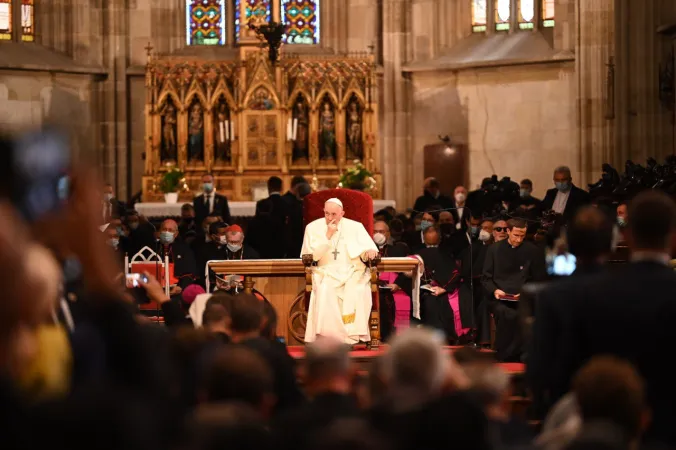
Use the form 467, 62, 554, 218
470, 225, 480, 237
219, 235, 228, 245
159, 232, 175, 245
479, 230, 491, 242
128, 221, 139, 231
420, 220, 433, 231
373, 233, 387, 246
555, 181, 570, 192
116, 226, 126, 238
183, 217, 194, 224
415, 224, 422, 231
455, 193, 466, 203
203, 183, 214, 193
108, 238, 119, 249
617, 216, 626, 227
103, 193, 113, 202
433, 192, 440, 199
440, 223, 454, 236
227, 243, 242, 253
520, 189, 530, 199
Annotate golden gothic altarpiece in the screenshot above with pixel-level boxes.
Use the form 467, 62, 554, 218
142, 41, 381, 201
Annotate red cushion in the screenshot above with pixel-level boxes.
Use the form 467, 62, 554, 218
303, 189, 374, 235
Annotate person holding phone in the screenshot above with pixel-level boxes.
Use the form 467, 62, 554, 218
481, 218, 546, 362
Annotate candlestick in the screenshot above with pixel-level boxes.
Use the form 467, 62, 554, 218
230, 120, 236, 141
219, 122, 225, 143
287, 118, 292, 141
292, 118, 298, 140
225, 121, 230, 141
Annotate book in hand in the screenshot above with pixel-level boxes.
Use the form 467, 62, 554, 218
498, 293, 520, 302
421, 284, 436, 292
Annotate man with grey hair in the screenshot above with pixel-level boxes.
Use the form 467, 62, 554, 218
369, 328, 489, 450
273, 337, 359, 450
380, 328, 451, 405
542, 165, 590, 222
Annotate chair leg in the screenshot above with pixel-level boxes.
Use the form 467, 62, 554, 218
369, 310, 381, 350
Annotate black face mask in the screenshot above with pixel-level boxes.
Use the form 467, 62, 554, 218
182, 217, 194, 224
439, 223, 455, 236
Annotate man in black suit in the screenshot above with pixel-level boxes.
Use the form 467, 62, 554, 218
282, 175, 308, 204
273, 337, 359, 450
284, 181, 311, 258
102, 183, 125, 224
412, 177, 454, 214
193, 173, 231, 226
156, 219, 199, 295
541, 166, 590, 222
527, 206, 614, 415
531, 192, 676, 446
248, 176, 289, 258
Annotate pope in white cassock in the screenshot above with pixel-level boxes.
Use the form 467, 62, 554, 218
301, 198, 379, 345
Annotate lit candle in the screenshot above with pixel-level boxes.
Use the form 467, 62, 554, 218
225, 121, 230, 141
292, 118, 298, 140
219, 122, 225, 143
287, 118, 292, 141
230, 120, 236, 141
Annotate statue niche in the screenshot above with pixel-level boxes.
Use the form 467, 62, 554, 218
318, 96, 337, 161
213, 96, 232, 163
187, 97, 205, 163
291, 94, 310, 163
248, 86, 275, 110
346, 94, 364, 161
160, 98, 178, 163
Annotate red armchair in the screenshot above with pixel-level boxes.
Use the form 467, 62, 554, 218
301, 189, 382, 347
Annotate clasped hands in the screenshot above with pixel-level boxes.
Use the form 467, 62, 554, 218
430, 286, 447, 296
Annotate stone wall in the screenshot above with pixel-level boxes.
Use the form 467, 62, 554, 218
409, 63, 577, 199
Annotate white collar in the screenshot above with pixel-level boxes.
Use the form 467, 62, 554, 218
631, 251, 670, 266
270, 192, 281, 196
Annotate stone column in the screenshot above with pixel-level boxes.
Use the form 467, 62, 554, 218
576, 0, 614, 184
101, 0, 129, 197
381, 0, 413, 206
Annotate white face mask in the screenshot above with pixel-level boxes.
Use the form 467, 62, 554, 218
103, 193, 113, 203
478, 230, 491, 242
373, 233, 387, 246
455, 193, 466, 203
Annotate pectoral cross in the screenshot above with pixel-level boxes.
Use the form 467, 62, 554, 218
332, 248, 340, 260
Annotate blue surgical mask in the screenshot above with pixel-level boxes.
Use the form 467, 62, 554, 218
470, 225, 480, 237
159, 232, 175, 245
203, 183, 214, 193
617, 216, 626, 227
227, 243, 242, 253
555, 181, 570, 192
420, 220, 433, 231
108, 238, 119, 249
116, 226, 126, 238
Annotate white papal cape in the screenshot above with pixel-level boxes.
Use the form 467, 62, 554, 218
301, 217, 378, 344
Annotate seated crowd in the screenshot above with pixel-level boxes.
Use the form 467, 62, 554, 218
2, 165, 676, 450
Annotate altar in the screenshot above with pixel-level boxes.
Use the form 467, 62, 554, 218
142, 8, 381, 203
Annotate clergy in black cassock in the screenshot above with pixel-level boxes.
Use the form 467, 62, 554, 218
195, 221, 229, 288
223, 224, 260, 260
482, 218, 546, 361
417, 227, 472, 344
374, 220, 412, 341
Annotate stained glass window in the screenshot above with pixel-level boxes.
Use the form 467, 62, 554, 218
471, 0, 486, 33
235, 0, 271, 42
0, 0, 11, 41
542, 0, 554, 27
495, 0, 510, 31
21, 0, 33, 41
282, 0, 320, 44
518, 0, 534, 29
186, 0, 226, 46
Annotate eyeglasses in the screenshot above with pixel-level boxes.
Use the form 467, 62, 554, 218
494, 227, 508, 232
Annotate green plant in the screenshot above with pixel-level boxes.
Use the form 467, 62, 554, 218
338, 160, 375, 191
159, 168, 185, 193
